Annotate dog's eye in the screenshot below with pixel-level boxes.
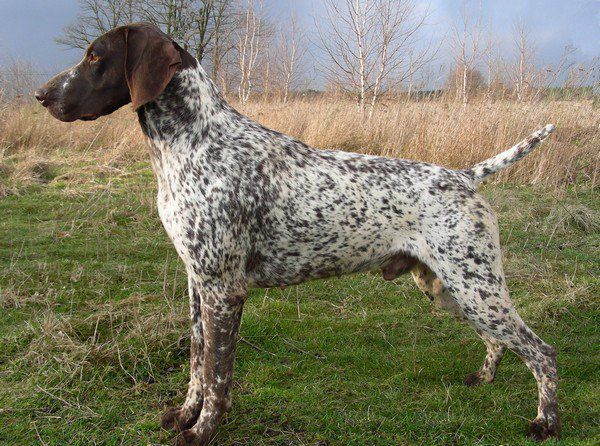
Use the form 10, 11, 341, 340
89, 52, 100, 63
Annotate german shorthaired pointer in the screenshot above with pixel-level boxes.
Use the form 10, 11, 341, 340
36, 23, 559, 444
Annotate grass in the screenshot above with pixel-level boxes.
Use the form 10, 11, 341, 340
1, 98, 599, 196
0, 162, 598, 445
0, 96, 599, 444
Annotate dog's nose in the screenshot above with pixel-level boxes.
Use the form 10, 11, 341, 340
34, 88, 48, 103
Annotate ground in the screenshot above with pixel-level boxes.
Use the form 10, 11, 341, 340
0, 167, 598, 445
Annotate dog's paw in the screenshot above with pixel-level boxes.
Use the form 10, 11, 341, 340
464, 371, 484, 386
175, 429, 200, 446
175, 427, 216, 446
465, 370, 496, 386
527, 417, 560, 442
161, 406, 200, 432
464, 370, 495, 387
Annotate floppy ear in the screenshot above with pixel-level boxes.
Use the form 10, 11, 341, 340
124, 25, 181, 110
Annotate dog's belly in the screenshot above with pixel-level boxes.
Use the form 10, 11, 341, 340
245, 215, 416, 287
246, 247, 394, 288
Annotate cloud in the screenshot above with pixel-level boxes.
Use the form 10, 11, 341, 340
1, 0, 597, 76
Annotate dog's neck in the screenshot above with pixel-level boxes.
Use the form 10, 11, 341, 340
137, 61, 237, 158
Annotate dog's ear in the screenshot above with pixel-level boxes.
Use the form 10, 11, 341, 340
124, 25, 181, 110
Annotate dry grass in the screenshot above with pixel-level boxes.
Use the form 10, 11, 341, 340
1, 97, 598, 195
0, 104, 143, 195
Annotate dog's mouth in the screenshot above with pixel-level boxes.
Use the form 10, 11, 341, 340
47, 106, 99, 122
80, 114, 99, 121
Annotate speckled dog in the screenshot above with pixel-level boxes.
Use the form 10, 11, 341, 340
36, 23, 560, 445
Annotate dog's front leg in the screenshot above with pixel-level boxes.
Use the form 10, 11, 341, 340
178, 280, 246, 446
162, 277, 205, 431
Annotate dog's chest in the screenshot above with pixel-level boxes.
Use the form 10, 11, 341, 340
154, 155, 205, 268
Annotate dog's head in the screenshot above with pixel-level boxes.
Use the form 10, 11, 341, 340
36, 22, 184, 122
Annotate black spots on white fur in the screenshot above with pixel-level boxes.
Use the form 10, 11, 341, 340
140, 63, 559, 439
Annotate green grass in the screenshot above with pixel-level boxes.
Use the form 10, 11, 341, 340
0, 168, 598, 445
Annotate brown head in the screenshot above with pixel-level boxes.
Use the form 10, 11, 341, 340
35, 22, 194, 122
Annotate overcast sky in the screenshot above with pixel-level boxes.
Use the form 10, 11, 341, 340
0, 0, 598, 79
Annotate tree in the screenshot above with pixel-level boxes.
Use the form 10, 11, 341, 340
511, 21, 537, 101
449, 1, 485, 105
444, 65, 486, 97
317, 0, 434, 114
136, 0, 195, 50
275, 13, 307, 103
235, 0, 269, 103
56, 0, 139, 49
136, 0, 221, 61
57, 0, 237, 66
508, 22, 580, 101
210, 0, 236, 84
481, 24, 507, 99
0, 58, 39, 100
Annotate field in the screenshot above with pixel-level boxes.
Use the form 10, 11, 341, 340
0, 98, 599, 445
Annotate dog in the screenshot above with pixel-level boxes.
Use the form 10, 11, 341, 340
36, 22, 559, 445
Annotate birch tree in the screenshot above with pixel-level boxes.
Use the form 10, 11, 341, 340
236, 0, 264, 103
317, 0, 434, 114
512, 21, 536, 101
276, 13, 307, 103
449, 1, 484, 105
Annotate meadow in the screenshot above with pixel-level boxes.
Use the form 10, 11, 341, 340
0, 97, 598, 445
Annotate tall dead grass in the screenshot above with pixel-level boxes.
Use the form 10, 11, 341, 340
240, 98, 599, 190
1, 97, 598, 194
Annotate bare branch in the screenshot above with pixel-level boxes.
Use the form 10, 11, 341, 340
316, 0, 436, 114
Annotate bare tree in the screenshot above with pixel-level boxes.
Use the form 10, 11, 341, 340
508, 22, 580, 101
0, 59, 40, 101
236, 0, 265, 103
449, 1, 485, 105
136, 0, 197, 53
542, 45, 578, 93
56, 0, 139, 49
191, 0, 213, 60
511, 21, 537, 101
444, 65, 486, 97
368, 0, 434, 112
276, 13, 307, 103
564, 58, 599, 94
482, 24, 506, 99
58, 0, 237, 67
317, 0, 434, 114
139, 0, 229, 62
208, 0, 237, 93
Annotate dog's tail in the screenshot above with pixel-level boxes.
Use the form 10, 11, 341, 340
465, 124, 555, 184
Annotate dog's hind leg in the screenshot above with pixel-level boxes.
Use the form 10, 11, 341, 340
454, 282, 558, 440
424, 228, 559, 440
411, 262, 506, 386
464, 332, 506, 386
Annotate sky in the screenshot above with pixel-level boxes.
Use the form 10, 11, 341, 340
0, 0, 598, 80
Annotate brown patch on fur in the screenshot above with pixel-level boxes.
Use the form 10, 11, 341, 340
464, 371, 485, 387
161, 407, 200, 432
381, 254, 418, 280
527, 418, 560, 442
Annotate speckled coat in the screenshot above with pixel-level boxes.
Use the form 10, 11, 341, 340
142, 62, 559, 445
